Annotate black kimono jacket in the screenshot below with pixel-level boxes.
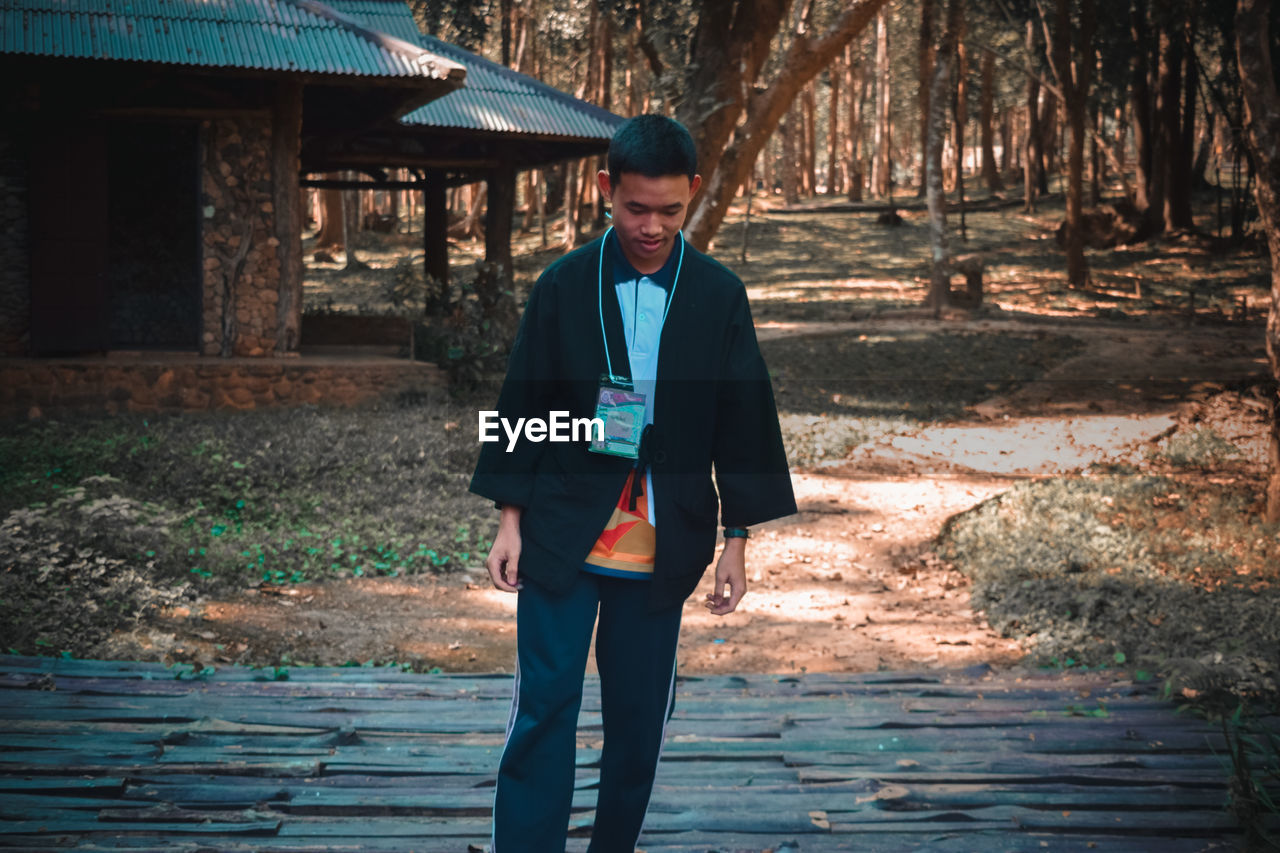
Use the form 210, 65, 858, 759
469, 234, 797, 610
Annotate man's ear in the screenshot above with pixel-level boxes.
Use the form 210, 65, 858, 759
596, 169, 613, 202
689, 174, 702, 198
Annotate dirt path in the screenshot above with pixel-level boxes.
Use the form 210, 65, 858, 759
131, 319, 1265, 677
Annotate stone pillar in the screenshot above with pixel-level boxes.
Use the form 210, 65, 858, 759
201, 115, 282, 357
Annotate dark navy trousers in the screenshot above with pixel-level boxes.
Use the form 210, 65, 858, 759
492, 570, 682, 853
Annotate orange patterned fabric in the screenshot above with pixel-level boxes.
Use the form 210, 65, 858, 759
583, 469, 655, 578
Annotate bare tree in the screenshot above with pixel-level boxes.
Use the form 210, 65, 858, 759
827, 62, 842, 195
950, 7, 968, 193
871, 10, 893, 198
980, 49, 1005, 192
917, 0, 936, 196
846, 39, 869, 201
1047, 0, 1096, 290
802, 82, 818, 196
1130, 1, 1154, 213
315, 175, 345, 250
782, 108, 800, 205
678, 0, 892, 249
928, 0, 964, 313
1023, 19, 1042, 211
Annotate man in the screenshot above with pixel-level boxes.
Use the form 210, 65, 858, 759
471, 114, 795, 852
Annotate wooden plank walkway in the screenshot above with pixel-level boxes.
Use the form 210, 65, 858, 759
0, 654, 1262, 851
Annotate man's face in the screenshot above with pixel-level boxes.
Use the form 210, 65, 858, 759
597, 170, 702, 274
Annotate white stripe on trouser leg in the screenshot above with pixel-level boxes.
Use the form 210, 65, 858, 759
491, 655, 521, 853
630, 626, 681, 849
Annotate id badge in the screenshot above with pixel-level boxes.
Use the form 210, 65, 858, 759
590, 375, 646, 459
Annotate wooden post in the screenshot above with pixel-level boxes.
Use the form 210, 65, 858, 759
272, 80, 304, 353
423, 170, 449, 315
485, 163, 516, 285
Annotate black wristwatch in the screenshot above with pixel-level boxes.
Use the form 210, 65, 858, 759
723, 526, 749, 539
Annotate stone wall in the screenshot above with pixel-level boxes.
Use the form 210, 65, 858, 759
0, 357, 446, 417
201, 116, 282, 358
0, 127, 29, 356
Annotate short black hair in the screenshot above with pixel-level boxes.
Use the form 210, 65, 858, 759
607, 114, 698, 184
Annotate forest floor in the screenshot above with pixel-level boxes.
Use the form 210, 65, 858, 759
5, 192, 1276, 687
158, 319, 1269, 679
138, 193, 1276, 679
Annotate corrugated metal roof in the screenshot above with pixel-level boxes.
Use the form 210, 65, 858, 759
0, 0, 465, 80
325, 0, 623, 140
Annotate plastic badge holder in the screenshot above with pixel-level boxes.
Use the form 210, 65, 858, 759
590, 377, 645, 459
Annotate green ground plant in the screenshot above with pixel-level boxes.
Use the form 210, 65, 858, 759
0, 401, 498, 655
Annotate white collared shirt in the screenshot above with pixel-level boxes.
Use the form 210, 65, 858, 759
615, 274, 667, 524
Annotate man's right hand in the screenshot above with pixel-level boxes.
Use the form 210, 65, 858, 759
485, 505, 524, 593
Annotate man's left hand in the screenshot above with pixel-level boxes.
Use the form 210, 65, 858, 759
704, 537, 747, 616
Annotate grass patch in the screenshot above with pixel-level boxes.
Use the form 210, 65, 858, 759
0, 400, 499, 656
938, 474, 1280, 697
1150, 426, 1245, 469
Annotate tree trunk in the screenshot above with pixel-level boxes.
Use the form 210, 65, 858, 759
341, 175, 363, 270
1053, 0, 1095, 290
1235, 0, 1280, 521
1173, 15, 1198, 220
543, 165, 564, 217
563, 160, 580, 250
980, 49, 1004, 193
522, 170, 537, 231
802, 82, 817, 196
1039, 94, 1057, 194
485, 165, 515, 283
538, 169, 548, 249
1024, 20, 1041, 212
782, 111, 799, 205
827, 63, 842, 195
872, 10, 892, 198
1090, 83, 1103, 205
513, 0, 529, 71
500, 0, 512, 65
1150, 21, 1180, 230
423, 171, 449, 313
1157, 19, 1191, 231
847, 41, 868, 201
457, 183, 487, 241
917, 0, 936, 196
928, 0, 962, 313
1193, 108, 1215, 186
681, 0, 891, 250
763, 133, 775, 195
1000, 108, 1013, 173
315, 175, 345, 249
951, 12, 968, 193
1131, 3, 1154, 213
597, 6, 613, 227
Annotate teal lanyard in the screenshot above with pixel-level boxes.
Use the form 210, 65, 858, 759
597, 226, 685, 382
